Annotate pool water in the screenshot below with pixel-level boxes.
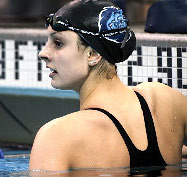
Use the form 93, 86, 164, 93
0, 150, 187, 177
0, 150, 30, 177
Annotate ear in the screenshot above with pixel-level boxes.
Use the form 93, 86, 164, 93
88, 52, 102, 66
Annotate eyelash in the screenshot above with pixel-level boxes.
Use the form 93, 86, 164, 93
54, 40, 63, 48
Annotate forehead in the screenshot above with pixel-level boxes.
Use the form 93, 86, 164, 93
47, 26, 79, 40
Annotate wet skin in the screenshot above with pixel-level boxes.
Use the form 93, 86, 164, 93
29, 27, 187, 171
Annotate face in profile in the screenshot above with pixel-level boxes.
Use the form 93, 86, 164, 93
39, 27, 90, 92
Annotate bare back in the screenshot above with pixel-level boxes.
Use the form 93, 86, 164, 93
71, 82, 184, 168
29, 82, 187, 171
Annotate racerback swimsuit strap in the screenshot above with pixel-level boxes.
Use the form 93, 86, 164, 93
87, 91, 166, 168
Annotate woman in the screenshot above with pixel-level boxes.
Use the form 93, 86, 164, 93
29, 0, 187, 171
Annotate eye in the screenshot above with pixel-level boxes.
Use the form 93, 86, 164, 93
54, 40, 63, 48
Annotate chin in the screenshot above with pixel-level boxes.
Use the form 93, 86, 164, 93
51, 77, 85, 92
51, 81, 64, 90
51, 82, 78, 92
51, 83, 66, 90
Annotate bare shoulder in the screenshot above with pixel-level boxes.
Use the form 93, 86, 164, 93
133, 82, 187, 120
134, 81, 185, 101
134, 81, 175, 94
132, 82, 170, 112
134, 82, 187, 145
31, 109, 107, 146
29, 111, 87, 171
34, 110, 90, 135
29, 110, 107, 171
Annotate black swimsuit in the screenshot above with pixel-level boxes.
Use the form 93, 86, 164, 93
88, 91, 166, 168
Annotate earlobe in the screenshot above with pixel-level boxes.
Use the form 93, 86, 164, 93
88, 53, 102, 66
89, 60, 97, 66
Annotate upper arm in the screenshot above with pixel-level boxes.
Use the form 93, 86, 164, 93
29, 118, 72, 171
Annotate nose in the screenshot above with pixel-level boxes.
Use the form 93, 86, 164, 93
38, 44, 51, 63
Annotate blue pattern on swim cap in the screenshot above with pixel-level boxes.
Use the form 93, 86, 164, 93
99, 6, 127, 43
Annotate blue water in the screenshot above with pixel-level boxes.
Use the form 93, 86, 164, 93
0, 150, 30, 177
0, 150, 187, 177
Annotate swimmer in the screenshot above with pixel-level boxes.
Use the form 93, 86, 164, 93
29, 0, 187, 171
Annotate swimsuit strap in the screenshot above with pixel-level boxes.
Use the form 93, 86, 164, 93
132, 91, 167, 167
87, 91, 166, 168
134, 91, 158, 147
87, 107, 135, 150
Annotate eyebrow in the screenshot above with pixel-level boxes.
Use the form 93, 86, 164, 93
50, 31, 63, 38
50, 31, 57, 37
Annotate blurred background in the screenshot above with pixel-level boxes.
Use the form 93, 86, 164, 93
0, 0, 157, 27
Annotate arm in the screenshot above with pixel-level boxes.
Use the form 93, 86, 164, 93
29, 117, 72, 171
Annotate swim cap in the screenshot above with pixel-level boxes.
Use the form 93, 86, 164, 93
46, 0, 136, 64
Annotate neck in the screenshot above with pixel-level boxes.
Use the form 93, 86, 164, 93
79, 71, 128, 110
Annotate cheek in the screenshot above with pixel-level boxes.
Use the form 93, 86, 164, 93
66, 58, 89, 79
63, 48, 88, 71
73, 52, 89, 74
55, 50, 89, 82
54, 63, 89, 90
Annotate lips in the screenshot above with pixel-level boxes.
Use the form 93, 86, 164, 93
49, 68, 58, 78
